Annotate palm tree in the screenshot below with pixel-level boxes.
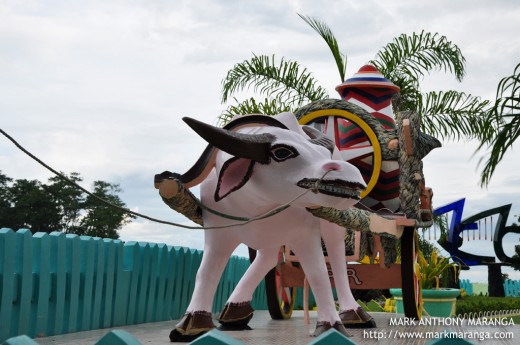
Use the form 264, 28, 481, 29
478, 63, 520, 186
219, 14, 494, 145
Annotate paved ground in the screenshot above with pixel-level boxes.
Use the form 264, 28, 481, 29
36, 310, 519, 345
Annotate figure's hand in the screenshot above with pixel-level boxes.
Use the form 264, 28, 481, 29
154, 171, 182, 198
158, 179, 180, 199
387, 138, 398, 151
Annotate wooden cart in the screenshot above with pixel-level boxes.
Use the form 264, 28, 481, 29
260, 99, 440, 322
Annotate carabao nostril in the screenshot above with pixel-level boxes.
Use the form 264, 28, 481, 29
322, 162, 342, 172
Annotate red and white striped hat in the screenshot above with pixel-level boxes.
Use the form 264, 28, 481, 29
335, 65, 400, 94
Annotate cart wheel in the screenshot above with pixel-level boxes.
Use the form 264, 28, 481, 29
296, 101, 383, 199
400, 227, 423, 319
265, 248, 296, 320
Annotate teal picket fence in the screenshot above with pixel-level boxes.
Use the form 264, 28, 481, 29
459, 279, 473, 295
0, 228, 268, 342
504, 279, 520, 297
460, 279, 520, 297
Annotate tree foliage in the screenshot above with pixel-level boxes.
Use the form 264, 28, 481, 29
219, 15, 499, 173
370, 30, 465, 112
221, 54, 328, 111
418, 90, 492, 141
478, 63, 520, 186
218, 15, 520, 186
218, 97, 292, 126
0, 171, 134, 238
298, 14, 347, 83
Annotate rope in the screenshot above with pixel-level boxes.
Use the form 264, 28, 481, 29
193, 170, 330, 223
1, 128, 188, 227
0, 127, 328, 230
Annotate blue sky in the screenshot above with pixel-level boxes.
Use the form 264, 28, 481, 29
1, 0, 519, 282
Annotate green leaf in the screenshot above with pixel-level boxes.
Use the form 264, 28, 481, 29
298, 13, 347, 82
221, 54, 328, 107
373, 31, 465, 83
478, 62, 520, 186
419, 90, 494, 141
217, 97, 292, 126
371, 31, 466, 113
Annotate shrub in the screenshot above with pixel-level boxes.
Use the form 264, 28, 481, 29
456, 296, 520, 316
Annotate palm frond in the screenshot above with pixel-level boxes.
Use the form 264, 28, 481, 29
371, 31, 466, 94
389, 72, 422, 112
298, 13, 347, 82
478, 115, 520, 186
419, 90, 494, 141
217, 97, 292, 127
478, 62, 520, 186
221, 54, 328, 107
495, 62, 520, 117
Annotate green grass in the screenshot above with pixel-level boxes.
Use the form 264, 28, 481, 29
456, 296, 520, 316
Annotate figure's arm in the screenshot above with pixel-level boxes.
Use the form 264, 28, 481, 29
307, 207, 414, 239
154, 172, 204, 225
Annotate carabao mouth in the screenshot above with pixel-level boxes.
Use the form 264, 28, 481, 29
297, 178, 365, 200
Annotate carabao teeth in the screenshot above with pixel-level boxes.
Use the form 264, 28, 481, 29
297, 179, 361, 199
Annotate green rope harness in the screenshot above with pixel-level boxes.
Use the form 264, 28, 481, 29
0, 127, 326, 230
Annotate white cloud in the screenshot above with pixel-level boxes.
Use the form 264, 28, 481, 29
1, 0, 519, 283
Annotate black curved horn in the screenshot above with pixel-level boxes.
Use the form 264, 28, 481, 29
179, 115, 287, 187
183, 117, 275, 163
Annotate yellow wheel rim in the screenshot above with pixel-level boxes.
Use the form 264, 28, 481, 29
298, 109, 382, 199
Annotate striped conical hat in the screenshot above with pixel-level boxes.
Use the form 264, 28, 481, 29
335, 65, 400, 94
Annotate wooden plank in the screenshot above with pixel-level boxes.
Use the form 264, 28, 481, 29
49, 232, 66, 335
280, 263, 403, 290
91, 237, 105, 330
0, 228, 16, 343
112, 241, 130, 326
124, 242, 140, 325
171, 247, 185, 319
153, 243, 168, 321
178, 249, 192, 315
32, 232, 51, 338
163, 245, 177, 320
145, 243, 159, 322
187, 249, 202, 307
79, 236, 96, 331
135, 242, 150, 324
14, 229, 33, 337
101, 239, 119, 328
65, 234, 81, 333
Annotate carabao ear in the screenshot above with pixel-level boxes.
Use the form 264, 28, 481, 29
273, 112, 303, 134
215, 157, 256, 201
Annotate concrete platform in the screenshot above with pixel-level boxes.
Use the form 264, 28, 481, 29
35, 310, 519, 345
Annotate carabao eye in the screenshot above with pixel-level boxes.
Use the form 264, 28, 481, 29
270, 144, 299, 162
